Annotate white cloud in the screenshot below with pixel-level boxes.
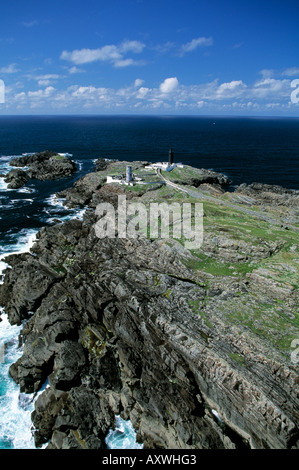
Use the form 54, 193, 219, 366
179, 37, 213, 56
28, 86, 55, 98
266, 102, 282, 109
5, 73, 295, 114
22, 20, 38, 27
0, 63, 19, 74
38, 80, 51, 86
60, 40, 145, 67
72, 86, 90, 96
215, 80, 247, 98
120, 40, 145, 54
282, 67, 299, 77
154, 42, 176, 54
68, 66, 85, 74
259, 69, 275, 79
60, 46, 121, 65
137, 87, 150, 99
34, 74, 60, 86
14, 92, 26, 102
36, 74, 60, 80
252, 78, 290, 98
159, 77, 179, 93
134, 79, 144, 87
114, 59, 135, 68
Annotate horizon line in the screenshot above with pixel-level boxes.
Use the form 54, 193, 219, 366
0, 113, 298, 119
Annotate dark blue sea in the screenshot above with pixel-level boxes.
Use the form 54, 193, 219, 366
0, 115, 299, 448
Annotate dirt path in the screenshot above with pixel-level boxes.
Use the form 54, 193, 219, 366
156, 168, 299, 232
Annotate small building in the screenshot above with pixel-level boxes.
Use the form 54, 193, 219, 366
106, 175, 123, 184
145, 162, 172, 171
144, 148, 184, 172
145, 162, 183, 172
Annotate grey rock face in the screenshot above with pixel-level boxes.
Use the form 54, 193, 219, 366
0, 210, 297, 449
4, 169, 29, 189
0, 167, 298, 450
8, 151, 76, 187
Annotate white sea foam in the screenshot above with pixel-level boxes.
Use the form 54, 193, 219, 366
44, 193, 86, 223
17, 187, 35, 194
44, 194, 65, 208
0, 156, 17, 191
0, 313, 37, 449
0, 227, 40, 449
0, 261, 9, 285
0, 229, 38, 261
74, 160, 83, 171
105, 416, 143, 449
0, 177, 9, 191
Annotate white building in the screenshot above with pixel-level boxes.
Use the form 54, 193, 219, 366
106, 175, 123, 184
145, 162, 184, 172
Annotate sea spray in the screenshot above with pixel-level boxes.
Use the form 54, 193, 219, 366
0, 228, 38, 259
0, 312, 37, 449
105, 416, 143, 449
43, 194, 86, 224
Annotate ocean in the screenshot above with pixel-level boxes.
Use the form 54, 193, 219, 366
0, 115, 299, 449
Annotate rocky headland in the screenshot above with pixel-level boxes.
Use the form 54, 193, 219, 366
0, 159, 298, 449
2, 151, 77, 189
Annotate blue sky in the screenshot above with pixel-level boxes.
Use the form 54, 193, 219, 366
0, 0, 299, 115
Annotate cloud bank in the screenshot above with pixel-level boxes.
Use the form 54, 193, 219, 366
4, 75, 297, 114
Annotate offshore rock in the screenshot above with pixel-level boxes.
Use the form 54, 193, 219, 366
9, 150, 76, 185
4, 169, 29, 189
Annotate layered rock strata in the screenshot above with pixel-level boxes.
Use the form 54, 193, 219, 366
0, 163, 298, 450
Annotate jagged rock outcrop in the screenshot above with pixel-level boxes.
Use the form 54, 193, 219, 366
3, 169, 29, 189
8, 151, 76, 185
0, 197, 298, 449
235, 182, 299, 207
232, 182, 299, 227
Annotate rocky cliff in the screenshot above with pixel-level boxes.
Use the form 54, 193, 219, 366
0, 161, 298, 449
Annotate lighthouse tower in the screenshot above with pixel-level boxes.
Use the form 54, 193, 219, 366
126, 165, 133, 183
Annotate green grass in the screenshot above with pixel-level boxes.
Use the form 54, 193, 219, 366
161, 165, 206, 184
256, 250, 299, 290
184, 252, 257, 278
124, 184, 148, 194
229, 353, 246, 366
53, 155, 68, 161
221, 296, 299, 353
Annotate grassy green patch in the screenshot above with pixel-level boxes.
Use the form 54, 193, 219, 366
161, 165, 206, 184
184, 252, 257, 278
53, 155, 68, 161
256, 250, 299, 290
229, 353, 246, 366
221, 296, 299, 353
